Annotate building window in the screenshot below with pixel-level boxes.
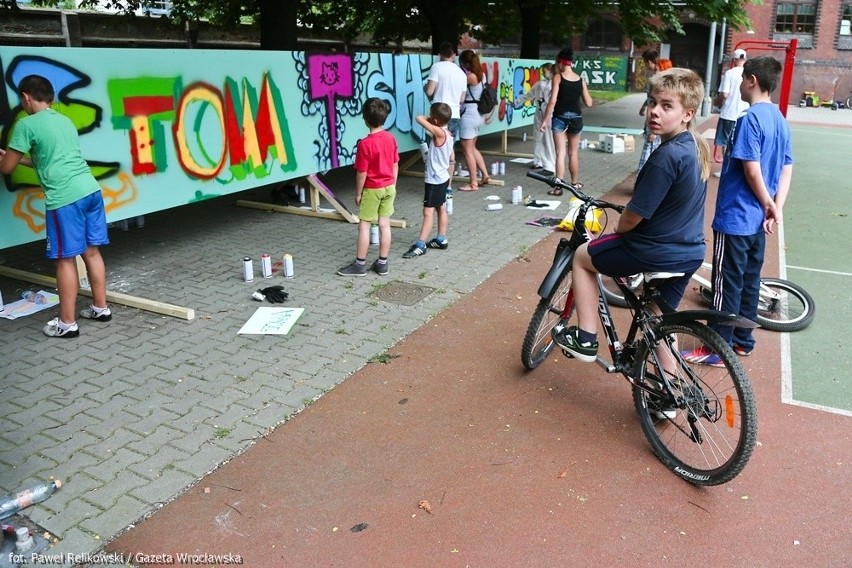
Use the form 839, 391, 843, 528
774, 2, 817, 34
841, 4, 852, 35
583, 19, 622, 51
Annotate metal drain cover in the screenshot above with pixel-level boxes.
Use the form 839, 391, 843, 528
374, 280, 435, 305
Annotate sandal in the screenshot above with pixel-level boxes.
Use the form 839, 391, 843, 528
546, 187, 563, 196
571, 181, 584, 189
480, 176, 491, 186
458, 184, 479, 191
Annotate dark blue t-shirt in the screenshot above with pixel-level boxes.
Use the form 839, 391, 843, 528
621, 130, 707, 269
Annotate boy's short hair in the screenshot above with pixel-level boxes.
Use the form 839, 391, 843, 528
642, 49, 659, 63
362, 97, 389, 128
18, 75, 55, 103
438, 42, 456, 59
742, 56, 782, 94
430, 102, 451, 126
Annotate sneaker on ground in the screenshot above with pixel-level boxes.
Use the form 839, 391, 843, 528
682, 345, 724, 367
337, 261, 367, 277
552, 325, 598, 363
733, 344, 753, 356
79, 306, 112, 322
370, 259, 389, 276
426, 238, 448, 250
402, 244, 427, 259
43, 318, 80, 338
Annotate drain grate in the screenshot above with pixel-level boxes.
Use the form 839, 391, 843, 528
374, 280, 435, 305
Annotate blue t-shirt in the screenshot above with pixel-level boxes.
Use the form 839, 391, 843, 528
621, 130, 707, 268
713, 102, 793, 236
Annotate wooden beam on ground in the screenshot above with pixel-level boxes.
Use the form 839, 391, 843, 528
237, 174, 407, 228
399, 168, 505, 187
0, 265, 195, 320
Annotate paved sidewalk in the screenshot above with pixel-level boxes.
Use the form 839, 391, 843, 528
0, 96, 651, 565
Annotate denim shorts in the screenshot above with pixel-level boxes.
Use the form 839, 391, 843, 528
552, 113, 584, 134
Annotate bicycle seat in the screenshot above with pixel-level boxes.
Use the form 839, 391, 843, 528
643, 271, 685, 285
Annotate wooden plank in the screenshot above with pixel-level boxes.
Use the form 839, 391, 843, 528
236, 199, 407, 228
75, 256, 90, 289
0, 265, 195, 321
400, 169, 505, 187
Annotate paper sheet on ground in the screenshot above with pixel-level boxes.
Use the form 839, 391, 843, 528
510, 157, 534, 164
0, 290, 60, 320
238, 307, 304, 335
526, 200, 561, 210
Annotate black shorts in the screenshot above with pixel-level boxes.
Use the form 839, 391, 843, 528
423, 181, 449, 208
589, 234, 701, 309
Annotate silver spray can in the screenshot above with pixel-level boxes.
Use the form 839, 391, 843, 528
283, 254, 295, 278
499, 161, 506, 175
512, 185, 522, 204
491, 161, 498, 176
298, 185, 306, 204
242, 257, 254, 282
370, 224, 379, 245
0, 289, 4, 312
486, 202, 503, 211
261, 253, 272, 278
446, 194, 453, 215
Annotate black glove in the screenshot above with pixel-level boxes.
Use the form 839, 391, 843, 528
260, 285, 289, 303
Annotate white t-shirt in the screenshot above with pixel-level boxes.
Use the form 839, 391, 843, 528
426, 60, 467, 119
718, 66, 749, 121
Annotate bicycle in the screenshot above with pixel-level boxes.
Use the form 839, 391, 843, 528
520, 172, 757, 486
600, 262, 815, 332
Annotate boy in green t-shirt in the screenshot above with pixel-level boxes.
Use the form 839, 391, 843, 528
0, 75, 112, 338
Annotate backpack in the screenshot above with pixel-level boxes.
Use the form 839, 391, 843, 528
470, 84, 497, 115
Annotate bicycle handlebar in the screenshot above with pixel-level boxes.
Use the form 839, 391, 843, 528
526, 171, 625, 214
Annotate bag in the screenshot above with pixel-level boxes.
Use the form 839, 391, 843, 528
469, 84, 497, 115
558, 197, 603, 233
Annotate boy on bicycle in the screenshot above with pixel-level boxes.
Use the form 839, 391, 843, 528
554, 68, 711, 361
686, 56, 793, 364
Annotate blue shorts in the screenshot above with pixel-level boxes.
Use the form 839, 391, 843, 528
552, 113, 583, 135
45, 191, 110, 260
589, 233, 700, 309
714, 118, 736, 147
447, 118, 460, 139
423, 181, 449, 209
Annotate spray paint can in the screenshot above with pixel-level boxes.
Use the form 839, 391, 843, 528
0, 289, 4, 312
298, 185, 306, 204
446, 191, 453, 215
283, 254, 295, 278
499, 161, 506, 175
242, 257, 254, 282
512, 185, 522, 205
486, 202, 503, 211
370, 224, 380, 245
491, 161, 499, 176
522, 132, 528, 142
261, 253, 272, 278
419, 142, 429, 162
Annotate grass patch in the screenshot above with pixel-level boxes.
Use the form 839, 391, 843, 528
214, 428, 231, 439
590, 89, 631, 104
368, 352, 399, 365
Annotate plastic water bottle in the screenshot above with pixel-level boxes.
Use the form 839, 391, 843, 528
22, 291, 48, 304
0, 479, 62, 521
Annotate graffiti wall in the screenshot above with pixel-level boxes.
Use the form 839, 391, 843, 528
0, 47, 555, 250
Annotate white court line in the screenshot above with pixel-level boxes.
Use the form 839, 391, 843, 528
786, 265, 852, 277
778, 225, 852, 417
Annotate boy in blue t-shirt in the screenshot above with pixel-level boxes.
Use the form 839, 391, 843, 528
686, 56, 793, 365
0, 75, 112, 338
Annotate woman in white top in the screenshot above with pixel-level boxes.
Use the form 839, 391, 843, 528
457, 49, 491, 191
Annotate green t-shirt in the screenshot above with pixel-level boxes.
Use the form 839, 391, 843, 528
8, 108, 100, 210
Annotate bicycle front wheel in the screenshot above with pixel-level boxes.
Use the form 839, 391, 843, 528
521, 270, 574, 370
632, 322, 757, 486
755, 277, 815, 332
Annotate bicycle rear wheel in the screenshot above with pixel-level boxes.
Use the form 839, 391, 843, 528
600, 275, 639, 309
632, 322, 757, 486
521, 270, 574, 370
754, 277, 815, 332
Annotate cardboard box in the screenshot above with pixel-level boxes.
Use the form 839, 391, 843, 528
618, 134, 635, 152
601, 134, 625, 154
